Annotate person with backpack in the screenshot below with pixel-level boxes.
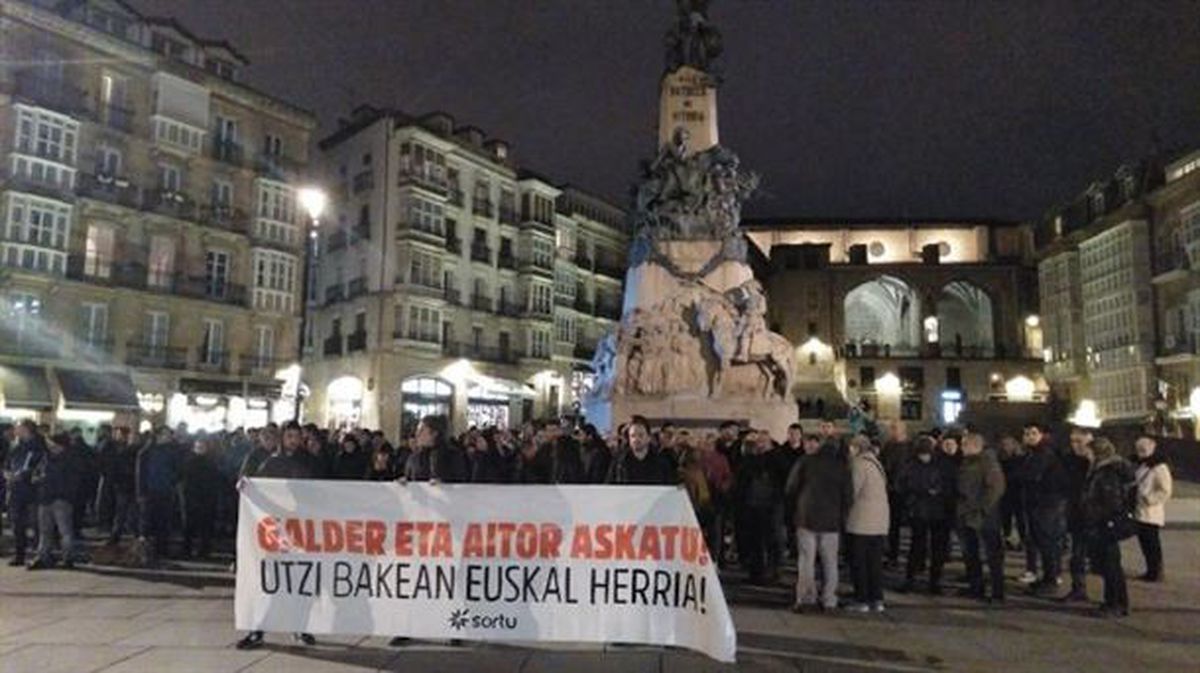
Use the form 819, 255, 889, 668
1080, 437, 1137, 618
1132, 435, 1172, 583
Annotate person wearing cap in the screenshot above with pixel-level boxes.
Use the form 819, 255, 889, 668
1080, 437, 1136, 617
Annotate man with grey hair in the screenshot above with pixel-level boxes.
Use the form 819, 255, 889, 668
956, 433, 1006, 602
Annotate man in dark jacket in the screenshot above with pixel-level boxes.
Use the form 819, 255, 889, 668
137, 427, 182, 562
181, 438, 222, 558
956, 433, 1006, 602
106, 427, 138, 545
900, 435, 950, 594
330, 436, 370, 480
785, 432, 851, 610
880, 420, 912, 568
68, 428, 97, 537
1081, 437, 1136, 617
29, 433, 81, 569
734, 431, 786, 584
404, 415, 467, 483
1020, 422, 1069, 596
1062, 427, 1095, 602
606, 418, 675, 485
4, 420, 44, 566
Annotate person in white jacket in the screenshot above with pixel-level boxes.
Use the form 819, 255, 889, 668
1132, 435, 1172, 583
845, 434, 890, 613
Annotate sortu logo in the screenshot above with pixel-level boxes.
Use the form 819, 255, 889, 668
447, 607, 518, 631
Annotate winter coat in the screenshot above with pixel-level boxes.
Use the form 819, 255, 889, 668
880, 440, 911, 492
606, 448, 676, 485
935, 452, 962, 521
136, 442, 181, 498
1081, 456, 1136, 532
582, 440, 612, 485
785, 445, 852, 532
256, 451, 315, 479
736, 449, 785, 511
847, 452, 890, 536
404, 442, 468, 483
901, 457, 949, 522
108, 443, 138, 496
1063, 452, 1092, 533
470, 446, 518, 483
33, 448, 80, 504
5, 435, 45, 503
956, 450, 1006, 531
330, 449, 370, 480
551, 437, 585, 484
181, 452, 223, 511
1020, 441, 1069, 509
1134, 455, 1172, 527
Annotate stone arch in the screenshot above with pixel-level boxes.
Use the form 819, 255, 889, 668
936, 280, 995, 356
843, 275, 922, 353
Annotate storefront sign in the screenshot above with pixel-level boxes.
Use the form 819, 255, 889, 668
236, 479, 736, 662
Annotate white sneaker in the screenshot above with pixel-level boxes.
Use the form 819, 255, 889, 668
1017, 571, 1038, 584
870, 601, 886, 613
843, 602, 870, 613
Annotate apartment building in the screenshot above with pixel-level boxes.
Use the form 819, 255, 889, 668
747, 219, 1045, 429
304, 106, 626, 439
0, 0, 316, 436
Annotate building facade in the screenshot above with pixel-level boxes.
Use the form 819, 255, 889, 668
0, 0, 316, 437
304, 106, 626, 439
746, 219, 1045, 429
1036, 148, 1200, 430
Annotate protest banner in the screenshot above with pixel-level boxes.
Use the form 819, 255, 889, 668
235, 478, 736, 662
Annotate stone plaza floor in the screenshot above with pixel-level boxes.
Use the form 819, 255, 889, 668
0, 529, 1197, 673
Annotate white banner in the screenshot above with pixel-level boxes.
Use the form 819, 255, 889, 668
235, 479, 736, 662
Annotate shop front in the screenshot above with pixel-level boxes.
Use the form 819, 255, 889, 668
400, 376, 453, 438
326, 376, 366, 431
0, 363, 53, 424
53, 368, 140, 444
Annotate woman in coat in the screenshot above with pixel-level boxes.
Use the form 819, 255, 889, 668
1081, 437, 1136, 618
1132, 435, 1172, 582
846, 434, 890, 612
900, 436, 950, 594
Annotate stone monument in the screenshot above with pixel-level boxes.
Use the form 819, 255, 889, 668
583, 0, 796, 437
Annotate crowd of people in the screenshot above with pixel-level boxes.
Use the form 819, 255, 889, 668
0, 414, 1176, 626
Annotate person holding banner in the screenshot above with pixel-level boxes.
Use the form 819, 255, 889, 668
404, 415, 468, 483
606, 418, 676, 485
237, 423, 318, 650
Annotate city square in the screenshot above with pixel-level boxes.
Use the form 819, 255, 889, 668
2, 0, 1200, 670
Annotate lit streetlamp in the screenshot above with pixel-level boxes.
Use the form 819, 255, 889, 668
295, 186, 327, 421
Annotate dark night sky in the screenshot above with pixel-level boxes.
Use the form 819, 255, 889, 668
132, 0, 1200, 222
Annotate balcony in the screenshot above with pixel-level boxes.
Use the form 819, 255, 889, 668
99, 104, 135, 133
1156, 333, 1199, 364
352, 169, 374, 194
470, 294, 492, 312
394, 330, 440, 345
1152, 244, 1192, 284
175, 277, 247, 307
498, 253, 516, 270
521, 214, 555, 235
143, 189, 197, 221
524, 303, 554, 320
396, 275, 444, 299
239, 354, 284, 376
441, 341, 520, 365
0, 335, 63, 359
347, 277, 367, 299
76, 173, 139, 208
443, 287, 462, 305
574, 297, 593, 314
323, 336, 343, 357
473, 199, 494, 218
347, 331, 368, 352
499, 206, 518, 225
555, 294, 574, 308
10, 72, 90, 117
397, 160, 447, 194
66, 255, 150, 290
573, 252, 593, 269
1, 163, 75, 202
324, 284, 345, 306
198, 204, 249, 233
211, 139, 244, 166
195, 350, 230, 374
255, 153, 303, 181
447, 188, 464, 207
126, 343, 187, 369
497, 299, 522, 317
445, 236, 462, 254
470, 243, 492, 265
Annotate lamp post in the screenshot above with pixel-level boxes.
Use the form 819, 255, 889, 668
295, 187, 327, 422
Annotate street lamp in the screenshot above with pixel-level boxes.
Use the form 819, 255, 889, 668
294, 186, 327, 422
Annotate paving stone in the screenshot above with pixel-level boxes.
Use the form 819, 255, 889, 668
0, 644, 145, 673
97, 647, 268, 673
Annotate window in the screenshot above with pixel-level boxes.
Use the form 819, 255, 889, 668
254, 325, 274, 364
212, 179, 233, 208
529, 328, 550, 358
555, 314, 575, 343
84, 224, 115, 278
7, 292, 41, 349
148, 236, 175, 288
2, 194, 71, 274
407, 305, 441, 343
256, 180, 298, 245
144, 311, 169, 349
529, 283, 553, 314
252, 250, 297, 313
159, 164, 182, 193
80, 303, 108, 346
205, 250, 230, 298
555, 268, 576, 299
407, 197, 444, 235
532, 237, 554, 267
263, 133, 283, 157
215, 115, 238, 144
472, 325, 483, 349
153, 117, 203, 152
95, 145, 122, 177
523, 193, 555, 224
202, 319, 224, 364
14, 105, 78, 164
409, 249, 442, 288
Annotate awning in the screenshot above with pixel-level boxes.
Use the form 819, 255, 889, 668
0, 364, 53, 410
467, 374, 536, 399
55, 368, 139, 411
